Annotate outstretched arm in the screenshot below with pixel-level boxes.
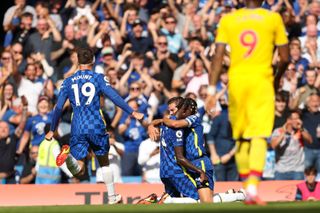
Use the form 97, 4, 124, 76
99, 75, 143, 120
46, 82, 69, 140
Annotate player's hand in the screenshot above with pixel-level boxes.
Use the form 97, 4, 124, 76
205, 95, 217, 117
45, 131, 54, 141
200, 171, 208, 184
132, 111, 144, 121
148, 125, 160, 141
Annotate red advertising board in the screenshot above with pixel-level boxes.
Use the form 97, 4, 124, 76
0, 181, 300, 206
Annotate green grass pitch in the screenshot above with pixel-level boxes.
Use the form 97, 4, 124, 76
1, 202, 320, 213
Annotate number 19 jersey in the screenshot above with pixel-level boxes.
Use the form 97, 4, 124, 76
55, 70, 133, 135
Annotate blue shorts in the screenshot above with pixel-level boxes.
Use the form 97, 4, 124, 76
70, 134, 110, 160
161, 169, 214, 200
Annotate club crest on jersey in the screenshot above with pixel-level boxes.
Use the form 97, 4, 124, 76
176, 130, 183, 138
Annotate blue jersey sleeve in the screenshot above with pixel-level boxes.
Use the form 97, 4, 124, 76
98, 75, 133, 115
50, 80, 69, 131
185, 113, 200, 128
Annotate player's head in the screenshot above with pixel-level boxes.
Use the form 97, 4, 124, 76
167, 97, 184, 115
77, 47, 95, 66
176, 98, 197, 119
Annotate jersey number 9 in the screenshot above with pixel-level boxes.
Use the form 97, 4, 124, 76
71, 82, 96, 106
240, 30, 257, 58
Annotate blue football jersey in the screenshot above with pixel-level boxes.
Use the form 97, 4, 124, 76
50, 70, 133, 135
184, 113, 213, 171
159, 116, 184, 178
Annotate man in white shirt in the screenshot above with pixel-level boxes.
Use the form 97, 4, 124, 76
138, 138, 161, 183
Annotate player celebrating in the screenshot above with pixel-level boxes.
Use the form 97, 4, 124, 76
147, 97, 245, 204
45, 47, 143, 204
205, 0, 289, 205
164, 98, 214, 203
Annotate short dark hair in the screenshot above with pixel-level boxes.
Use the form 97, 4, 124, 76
77, 47, 94, 65
168, 97, 184, 109
305, 167, 317, 175
21, 12, 33, 19
288, 109, 301, 119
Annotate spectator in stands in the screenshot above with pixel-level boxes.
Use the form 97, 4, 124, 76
274, 92, 290, 130
181, 54, 210, 95
296, 167, 320, 201
138, 137, 161, 183
120, 4, 140, 37
36, 124, 72, 184
289, 43, 309, 79
10, 43, 25, 74
3, 0, 36, 32
35, 1, 63, 31
0, 82, 16, 109
292, 69, 318, 109
152, 35, 181, 90
0, 95, 23, 135
126, 19, 154, 54
299, 24, 320, 55
302, 93, 320, 178
17, 96, 52, 155
207, 95, 238, 181
94, 47, 117, 75
20, 145, 38, 184
88, 20, 122, 50
0, 96, 28, 184
118, 98, 148, 176
160, 15, 186, 55
67, 0, 96, 26
0, 51, 14, 87
271, 110, 313, 180
6, 12, 35, 49
12, 63, 44, 114
281, 62, 298, 98
24, 17, 62, 65
303, 38, 320, 68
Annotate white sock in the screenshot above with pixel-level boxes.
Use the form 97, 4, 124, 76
163, 196, 198, 204
101, 166, 116, 201
213, 192, 245, 203
66, 154, 81, 175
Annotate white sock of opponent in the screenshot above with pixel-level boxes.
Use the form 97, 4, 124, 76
65, 154, 81, 175
101, 166, 116, 201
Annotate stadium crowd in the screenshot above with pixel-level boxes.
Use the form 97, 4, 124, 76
0, 0, 319, 184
